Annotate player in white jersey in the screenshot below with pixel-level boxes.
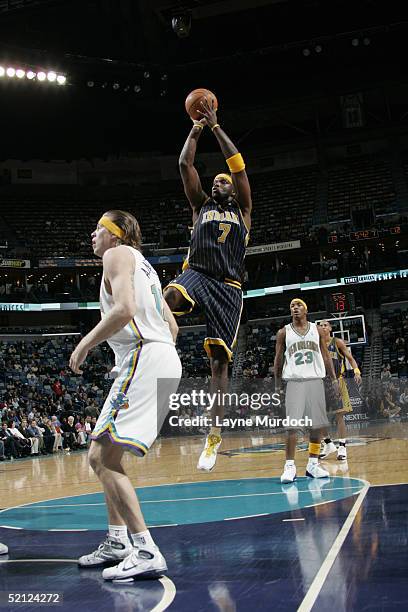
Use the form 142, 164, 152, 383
69, 210, 182, 582
274, 299, 339, 483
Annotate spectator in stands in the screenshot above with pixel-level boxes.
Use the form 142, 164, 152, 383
27, 419, 47, 454
7, 421, 30, 456
0, 422, 18, 458
48, 418, 63, 452
19, 418, 39, 456
38, 419, 56, 453
380, 387, 401, 419
399, 385, 408, 416
381, 364, 392, 382
75, 420, 88, 447
63, 415, 78, 451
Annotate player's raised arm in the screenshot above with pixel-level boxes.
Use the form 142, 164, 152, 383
197, 97, 252, 230
273, 327, 286, 392
179, 118, 209, 222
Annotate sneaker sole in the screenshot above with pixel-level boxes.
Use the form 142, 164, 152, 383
197, 464, 215, 472
78, 559, 128, 568
109, 567, 167, 582
281, 475, 297, 484
305, 470, 330, 478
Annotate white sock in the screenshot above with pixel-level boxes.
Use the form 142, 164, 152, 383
285, 460, 295, 467
338, 439, 346, 445
307, 457, 318, 466
109, 524, 129, 542
131, 529, 155, 550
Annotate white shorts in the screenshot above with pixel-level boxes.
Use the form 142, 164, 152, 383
91, 341, 182, 456
285, 378, 328, 430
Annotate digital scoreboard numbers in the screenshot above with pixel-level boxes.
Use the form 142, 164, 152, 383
326, 292, 355, 313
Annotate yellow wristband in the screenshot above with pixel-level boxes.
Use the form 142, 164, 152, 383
226, 152, 245, 173
309, 442, 321, 456
354, 368, 361, 375
211, 123, 220, 132
193, 122, 203, 130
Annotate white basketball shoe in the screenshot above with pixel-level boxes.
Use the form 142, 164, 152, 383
102, 546, 167, 581
78, 535, 133, 567
197, 434, 222, 471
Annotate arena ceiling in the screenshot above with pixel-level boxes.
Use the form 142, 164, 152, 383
0, 0, 407, 158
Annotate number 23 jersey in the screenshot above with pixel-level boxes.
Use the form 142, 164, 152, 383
282, 322, 326, 380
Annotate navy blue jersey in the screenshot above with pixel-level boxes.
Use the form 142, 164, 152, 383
186, 198, 249, 284
327, 337, 345, 379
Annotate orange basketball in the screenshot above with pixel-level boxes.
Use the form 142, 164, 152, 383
185, 88, 218, 120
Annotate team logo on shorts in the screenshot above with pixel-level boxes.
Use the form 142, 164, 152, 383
110, 392, 130, 411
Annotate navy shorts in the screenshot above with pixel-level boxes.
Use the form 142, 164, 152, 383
166, 268, 243, 361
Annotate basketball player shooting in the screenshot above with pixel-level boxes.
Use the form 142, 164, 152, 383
164, 94, 252, 471
69, 210, 182, 581
274, 299, 340, 483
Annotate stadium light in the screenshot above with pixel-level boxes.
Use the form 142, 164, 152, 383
6, 67, 16, 77
112, 82, 120, 90
47, 71, 57, 82
351, 38, 359, 46
0, 66, 4, 77
16, 69, 25, 79
56, 75, 66, 85
314, 45, 322, 53
302, 48, 311, 56
37, 71, 46, 81
26, 70, 36, 79
134, 84, 141, 93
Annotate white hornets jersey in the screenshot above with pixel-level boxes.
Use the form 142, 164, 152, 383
99, 246, 173, 356
282, 321, 326, 380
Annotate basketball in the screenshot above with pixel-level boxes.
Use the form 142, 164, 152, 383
185, 88, 218, 120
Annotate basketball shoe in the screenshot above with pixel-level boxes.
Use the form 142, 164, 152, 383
280, 462, 297, 483
102, 546, 167, 581
337, 444, 347, 461
197, 434, 222, 471
306, 461, 330, 479
0, 542, 8, 555
78, 535, 133, 567
319, 440, 337, 460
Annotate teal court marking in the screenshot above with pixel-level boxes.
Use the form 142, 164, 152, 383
0, 477, 366, 531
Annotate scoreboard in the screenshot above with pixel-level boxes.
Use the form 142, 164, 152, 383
325, 292, 355, 314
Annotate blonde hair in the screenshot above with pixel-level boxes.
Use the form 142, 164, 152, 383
104, 210, 142, 251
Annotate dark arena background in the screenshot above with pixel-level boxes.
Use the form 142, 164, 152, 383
0, 1, 408, 610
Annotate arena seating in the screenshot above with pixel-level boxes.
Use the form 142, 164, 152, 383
380, 305, 408, 377
327, 156, 397, 222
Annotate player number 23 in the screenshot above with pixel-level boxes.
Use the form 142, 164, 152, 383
294, 351, 314, 365
217, 222, 231, 243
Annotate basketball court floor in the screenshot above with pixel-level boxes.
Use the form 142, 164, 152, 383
0, 420, 407, 611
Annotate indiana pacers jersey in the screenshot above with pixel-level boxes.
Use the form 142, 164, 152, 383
326, 337, 345, 378
99, 246, 174, 357
186, 198, 249, 283
282, 322, 326, 380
